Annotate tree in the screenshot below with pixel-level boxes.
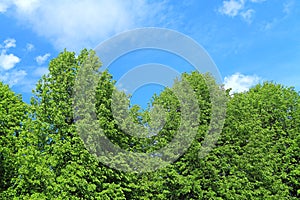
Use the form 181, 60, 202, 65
1, 50, 127, 199
197, 82, 300, 199
0, 82, 28, 197
124, 72, 227, 199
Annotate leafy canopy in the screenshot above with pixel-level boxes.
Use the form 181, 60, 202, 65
0, 49, 299, 199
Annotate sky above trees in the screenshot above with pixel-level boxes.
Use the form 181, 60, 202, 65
0, 0, 299, 106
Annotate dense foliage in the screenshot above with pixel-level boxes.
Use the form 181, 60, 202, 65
0, 49, 299, 199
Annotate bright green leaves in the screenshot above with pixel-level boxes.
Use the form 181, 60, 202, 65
0, 48, 299, 199
203, 82, 300, 199
29, 49, 127, 199
0, 82, 28, 195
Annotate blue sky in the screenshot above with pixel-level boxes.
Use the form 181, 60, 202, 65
0, 0, 299, 107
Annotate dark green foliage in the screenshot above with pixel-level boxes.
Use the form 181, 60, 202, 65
0, 49, 299, 199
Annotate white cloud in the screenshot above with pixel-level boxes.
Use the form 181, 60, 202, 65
0, 38, 20, 70
1, 0, 167, 51
0, 69, 27, 86
4, 38, 16, 49
224, 73, 261, 94
241, 9, 255, 24
218, 0, 266, 23
218, 0, 245, 17
35, 53, 50, 65
0, 38, 16, 49
0, 50, 21, 70
26, 43, 34, 51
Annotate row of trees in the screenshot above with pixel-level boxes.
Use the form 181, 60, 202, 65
0, 49, 299, 199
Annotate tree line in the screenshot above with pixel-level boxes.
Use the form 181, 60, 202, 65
0, 49, 299, 199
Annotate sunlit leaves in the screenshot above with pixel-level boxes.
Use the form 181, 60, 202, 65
0, 48, 299, 199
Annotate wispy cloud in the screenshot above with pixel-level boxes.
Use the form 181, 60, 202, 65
2, 38, 16, 49
0, 69, 27, 86
224, 72, 261, 94
283, 0, 294, 15
260, 1, 294, 31
240, 9, 255, 24
35, 53, 50, 65
218, 0, 265, 23
260, 18, 278, 31
1, 0, 168, 51
26, 43, 34, 51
